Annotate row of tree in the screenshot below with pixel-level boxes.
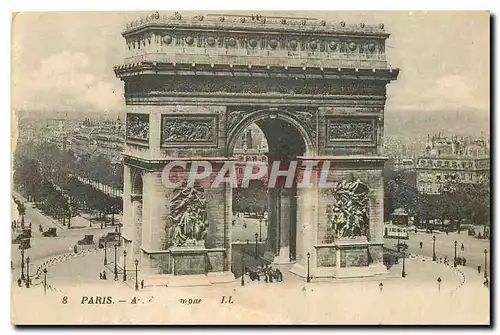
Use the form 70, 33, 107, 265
384, 168, 490, 233
13, 141, 123, 227
76, 153, 123, 191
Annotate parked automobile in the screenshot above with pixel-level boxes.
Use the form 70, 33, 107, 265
98, 232, 120, 248
42, 228, 57, 237
78, 234, 94, 245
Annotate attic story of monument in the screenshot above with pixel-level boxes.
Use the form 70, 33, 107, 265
113, 12, 399, 284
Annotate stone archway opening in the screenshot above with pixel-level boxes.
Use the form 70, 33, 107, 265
228, 111, 310, 265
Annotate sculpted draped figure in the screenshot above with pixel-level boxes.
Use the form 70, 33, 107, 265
329, 178, 370, 239
167, 182, 208, 247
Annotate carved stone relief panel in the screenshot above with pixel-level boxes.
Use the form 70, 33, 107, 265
166, 183, 208, 248
325, 116, 377, 147
327, 178, 370, 239
161, 114, 218, 147
126, 113, 150, 144
330, 121, 373, 140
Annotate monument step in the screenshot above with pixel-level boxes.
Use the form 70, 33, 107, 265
139, 272, 236, 287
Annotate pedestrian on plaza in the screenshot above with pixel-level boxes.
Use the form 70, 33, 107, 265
446, 231, 449, 236
73, 245, 77, 254
141, 280, 144, 289
478, 265, 481, 274
102, 271, 107, 280
99, 272, 103, 280
100, 222, 103, 229
462, 258, 467, 266
275, 268, 283, 282
484, 278, 489, 288
29, 222, 32, 230
444, 256, 447, 265
17, 278, 22, 287
461, 243, 464, 251
420, 241, 423, 249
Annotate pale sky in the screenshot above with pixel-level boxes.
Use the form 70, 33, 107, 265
11, 11, 490, 120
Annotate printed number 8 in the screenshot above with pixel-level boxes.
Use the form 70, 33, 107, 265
62, 296, 68, 304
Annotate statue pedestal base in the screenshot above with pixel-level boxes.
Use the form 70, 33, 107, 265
138, 245, 234, 287
170, 246, 208, 275
290, 237, 389, 280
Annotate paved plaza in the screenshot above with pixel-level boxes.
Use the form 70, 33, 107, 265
11, 194, 490, 324
12, 248, 489, 324
384, 229, 490, 271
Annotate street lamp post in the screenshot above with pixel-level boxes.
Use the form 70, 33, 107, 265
241, 255, 245, 286
87, 196, 92, 227
307, 252, 311, 283
432, 235, 436, 261
254, 233, 259, 259
114, 244, 118, 280
26, 257, 30, 288
20, 248, 25, 281
118, 220, 122, 247
454, 240, 457, 267
484, 249, 488, 279
43, 268, 48, 294
259, 219, 262, 242
437, 277, 442, 292
401, 248, 406, 278
104, 240, 108, 265
134, 259, 139, 291
397, 232, 400, 252
67, 198, 71, 229
123, 250, 127, 281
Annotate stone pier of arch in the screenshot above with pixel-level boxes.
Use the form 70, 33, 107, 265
114, 12, 399, 286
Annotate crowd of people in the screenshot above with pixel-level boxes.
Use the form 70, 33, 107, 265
245, 264, 283, 283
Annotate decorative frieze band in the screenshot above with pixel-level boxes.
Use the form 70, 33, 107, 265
161, 114, 218, 147
125, 76, 386, 97
126, 31, 385, 56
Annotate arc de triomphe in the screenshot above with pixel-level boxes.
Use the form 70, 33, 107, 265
114, 12, 399, 285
